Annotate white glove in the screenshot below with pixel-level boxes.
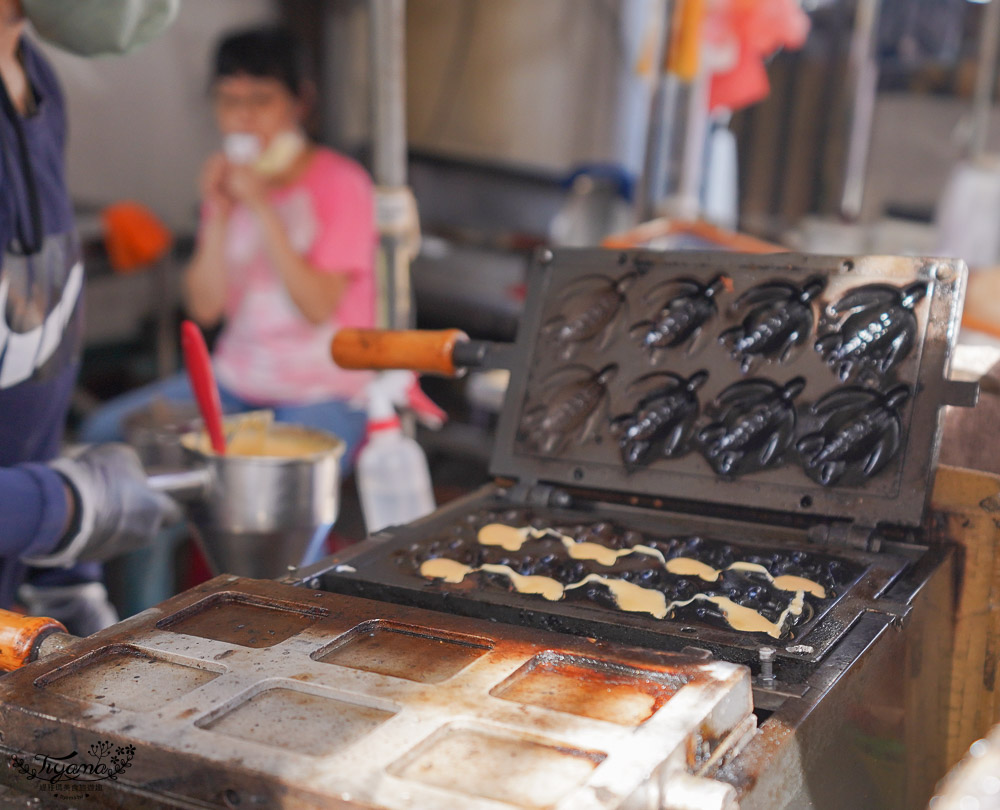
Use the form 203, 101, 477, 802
24, 444, 181, 568
17, 582, 118, 638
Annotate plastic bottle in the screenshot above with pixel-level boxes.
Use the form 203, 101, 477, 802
356, 372, 439, 534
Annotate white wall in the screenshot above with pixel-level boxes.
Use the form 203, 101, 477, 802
405, 0, 663, 177
38, 1, 275, 232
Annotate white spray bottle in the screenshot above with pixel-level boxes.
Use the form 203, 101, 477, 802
356, 371, 443, 534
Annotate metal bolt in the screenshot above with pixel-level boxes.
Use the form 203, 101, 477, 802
759, 646, 777, 683
933, 263, 954, 282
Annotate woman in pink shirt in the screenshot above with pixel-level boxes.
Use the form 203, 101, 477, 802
82, 26, 376, 471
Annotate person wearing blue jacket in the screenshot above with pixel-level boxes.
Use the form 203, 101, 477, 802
0, 0, 180, 634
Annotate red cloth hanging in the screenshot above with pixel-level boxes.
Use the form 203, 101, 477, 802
707, 0, 810, 112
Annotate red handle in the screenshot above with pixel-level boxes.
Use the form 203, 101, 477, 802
181, 320, 226, 455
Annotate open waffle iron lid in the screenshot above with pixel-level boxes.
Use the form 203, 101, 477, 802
491, 249, 972, 530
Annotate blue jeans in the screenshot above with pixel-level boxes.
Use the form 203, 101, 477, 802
79, 372, 367, 615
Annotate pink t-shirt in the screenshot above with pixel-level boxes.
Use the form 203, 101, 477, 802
211, 148, 376, 405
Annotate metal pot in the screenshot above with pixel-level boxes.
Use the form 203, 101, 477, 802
147, 422, 345, 580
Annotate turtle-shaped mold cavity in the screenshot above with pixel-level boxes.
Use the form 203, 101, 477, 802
720, 277, 826, 372
541, 273, 637, 359
699, 376, 806, 477
796, 384, 910, 487
519, 364, 619, 455
815, 282, 927, 382
610, 370, 708, 471
631, 274, 729, 357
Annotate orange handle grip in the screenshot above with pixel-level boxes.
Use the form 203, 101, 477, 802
0, 608, 66, 672
332, 329, 469, 377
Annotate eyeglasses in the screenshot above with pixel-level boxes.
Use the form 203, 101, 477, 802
213, 87, 289, 113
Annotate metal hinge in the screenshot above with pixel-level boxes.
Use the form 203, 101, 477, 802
505, 482, 573, 509
943, 378, 980, 408
807, 521, 883, 552
867, 600, 912, 630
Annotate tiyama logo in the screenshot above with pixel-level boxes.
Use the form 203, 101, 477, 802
10, 740, 135, 784
0, 259, 82, 389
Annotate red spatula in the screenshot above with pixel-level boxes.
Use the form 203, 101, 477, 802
181, 320, 226, 455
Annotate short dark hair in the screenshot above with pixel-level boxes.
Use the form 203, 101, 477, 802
213, 26, 310, 97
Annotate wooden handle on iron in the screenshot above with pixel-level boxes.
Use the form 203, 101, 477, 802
0, 608, 67, 671
332, 329, 469, 377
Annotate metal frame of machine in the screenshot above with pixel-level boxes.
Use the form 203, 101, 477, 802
307, 248, 976, 808
318, 249, 973, 668
0, 248, 978, 809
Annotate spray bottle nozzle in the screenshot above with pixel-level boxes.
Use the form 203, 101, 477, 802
406, 379, 446, 429
364, 371, 446, 432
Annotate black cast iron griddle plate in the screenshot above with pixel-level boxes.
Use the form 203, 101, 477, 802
490, 250, 966, 528
321, 488, 912, 678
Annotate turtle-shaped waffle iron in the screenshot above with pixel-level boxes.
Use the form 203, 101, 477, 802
815, 282, 927, 381
520, 364, 618, 455
797, 384, 910, 486
542, 273, 636, 358
699, 377, 806, 476
720, 277, 826, 372
631, 274, 728, 354
610, 370, 708, 470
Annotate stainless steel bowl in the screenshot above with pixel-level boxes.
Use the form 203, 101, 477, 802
148, 421, 345, 579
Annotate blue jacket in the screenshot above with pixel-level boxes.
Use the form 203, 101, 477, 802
0, 37, 92, 607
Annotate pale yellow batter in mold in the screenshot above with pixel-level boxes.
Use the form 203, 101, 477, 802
672, 559, 827, 599
476, 523, 665, 566
477, 523, 827, 598
420, 556, 806, 637
423, 522, 824, 638
565, 574, 669, 618
419, 559, 565, 601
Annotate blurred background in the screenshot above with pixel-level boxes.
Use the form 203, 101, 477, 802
51, 0, 1000, 534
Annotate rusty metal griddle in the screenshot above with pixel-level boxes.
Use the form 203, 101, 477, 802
0, 576, 755, 810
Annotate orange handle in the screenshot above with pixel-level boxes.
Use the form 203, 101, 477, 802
0, 608, 66, 672
332, 329, 469, 377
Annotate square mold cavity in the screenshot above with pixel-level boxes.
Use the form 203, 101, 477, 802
157, 592, 326, 648
313, 620, 491, 683
35, 645, 221, 712
490, 652, 689, 726
196, 685, 396, 757
389, 723, 605, 808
